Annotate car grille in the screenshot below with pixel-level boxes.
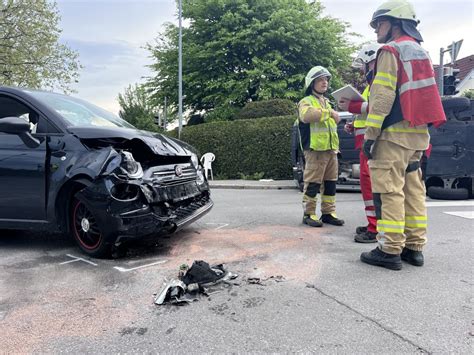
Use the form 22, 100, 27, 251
152, 166, 197, 186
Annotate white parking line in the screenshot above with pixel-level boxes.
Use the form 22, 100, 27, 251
60, 254, 98, 266
426, 201, 474, 207
206, 222, 229, 230
443, 211, 474, 219
113, 260, 168, 273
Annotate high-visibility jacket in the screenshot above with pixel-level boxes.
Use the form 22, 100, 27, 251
377, 36, 446, 129
298, 95, 339, 151
352, 86, 370, 149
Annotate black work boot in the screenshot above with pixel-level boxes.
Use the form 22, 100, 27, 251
360, 247, 402, 270
401, 248, 424, 266
356, 226, 367, 234
302, 214, 323, 228
354, 230, 378, 243
321, 214, 345, 226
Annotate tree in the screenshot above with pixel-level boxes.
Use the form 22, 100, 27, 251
0, 0, 80, 93
461, 89, 474, 99
145, 0, 356, 119
118, 84, 162, 132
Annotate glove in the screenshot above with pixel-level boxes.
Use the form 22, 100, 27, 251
363, 139, 375, 159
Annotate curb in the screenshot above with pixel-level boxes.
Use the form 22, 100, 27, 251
209, 183, 296, 190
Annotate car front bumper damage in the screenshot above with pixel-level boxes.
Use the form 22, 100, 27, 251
75, 173, 213, 245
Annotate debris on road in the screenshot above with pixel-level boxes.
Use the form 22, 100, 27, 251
154, 260, 238, 306
246, 275, 285, 286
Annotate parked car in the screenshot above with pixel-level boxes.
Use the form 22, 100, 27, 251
291, 97, 474, 199
0, 86, 213, 257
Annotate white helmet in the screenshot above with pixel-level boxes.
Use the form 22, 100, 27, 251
352, 43, 382, 69
304, 66, 331, 91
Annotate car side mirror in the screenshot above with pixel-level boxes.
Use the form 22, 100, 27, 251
0, 116, 41, 148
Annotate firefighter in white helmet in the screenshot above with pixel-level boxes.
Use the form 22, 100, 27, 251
359, 0, 446, 270
338, 42, 381, 243
297, 66, 345, 228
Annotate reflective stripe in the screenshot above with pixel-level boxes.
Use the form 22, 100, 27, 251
366, 210, 376, 217
367, 113, 384, 121
366, 114, 383, 128
366, 121, 382, 128
379, 219, 405, 226
377, 219, 405, 233
375, 71, 397, 83
377, 226, 405, 233
400, 77, 437, 95
387, 40, 438, 95
310, 126, 338, 133
405, 215, 427, 228
321, 195, 336, 203
373, 79, 396, 90
373, 72, 397, 90
354, 117, 367, 128
384, 127, 429, 133
364, 199, 374, 207
355, 129, 366, 136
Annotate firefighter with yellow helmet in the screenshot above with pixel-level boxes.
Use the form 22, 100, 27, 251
359, 0, 446, 270
298, 66, 345, 228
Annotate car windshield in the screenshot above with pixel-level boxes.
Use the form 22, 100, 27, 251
25, 90, 135, 129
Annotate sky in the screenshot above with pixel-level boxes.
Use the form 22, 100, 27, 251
56, 0, 474, 114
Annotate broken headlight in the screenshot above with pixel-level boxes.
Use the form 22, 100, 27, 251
196, 169, 205, 185
120, 151, 143, 179
191, 153, 199, 168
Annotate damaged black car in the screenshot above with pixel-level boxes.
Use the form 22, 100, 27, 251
0, 86, 213, 257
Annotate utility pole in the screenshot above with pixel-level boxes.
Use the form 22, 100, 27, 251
178, 0, 183, 139
163, 96, 167, 131
438, 47, 445, 96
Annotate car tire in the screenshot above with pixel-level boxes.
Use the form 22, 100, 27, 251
442, 97, 470, 111
70, 196, 111, 258
427, 186, 469, 200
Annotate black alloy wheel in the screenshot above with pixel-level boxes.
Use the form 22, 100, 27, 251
71, 197, 109, 257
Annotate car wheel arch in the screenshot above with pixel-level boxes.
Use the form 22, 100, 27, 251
55, 175, 93, 233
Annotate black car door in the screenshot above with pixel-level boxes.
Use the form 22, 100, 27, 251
0, 94, 48, 221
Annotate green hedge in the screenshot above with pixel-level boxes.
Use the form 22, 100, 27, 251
235, 99, 297, 120
170, 115, 296, 179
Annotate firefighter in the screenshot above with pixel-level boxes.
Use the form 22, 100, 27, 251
338, 43, 381, 243
298, 66, 345, 228
360, 0, 446, 270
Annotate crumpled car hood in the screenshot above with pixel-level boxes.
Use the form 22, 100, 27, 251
68, 126, 194, 156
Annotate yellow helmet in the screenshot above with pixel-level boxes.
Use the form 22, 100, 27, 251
304, 66, 331, 91
370, 0, 419, 28
370, 0, 423, 42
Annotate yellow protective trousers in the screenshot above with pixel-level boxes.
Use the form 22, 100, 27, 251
369, 140, 427, 254
302, 150, 338, 216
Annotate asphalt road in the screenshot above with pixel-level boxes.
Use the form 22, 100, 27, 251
0, 189, 473, 353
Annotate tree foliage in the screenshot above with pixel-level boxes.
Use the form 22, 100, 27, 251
118, 84, 162, 132
146, 0, 356, 120
0, 0, 80, 93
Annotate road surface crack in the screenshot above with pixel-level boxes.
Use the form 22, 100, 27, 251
306, 283, 431, 354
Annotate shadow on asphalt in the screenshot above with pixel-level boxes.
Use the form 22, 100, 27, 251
0, 229, 73, 251
0, 228, 194, 261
